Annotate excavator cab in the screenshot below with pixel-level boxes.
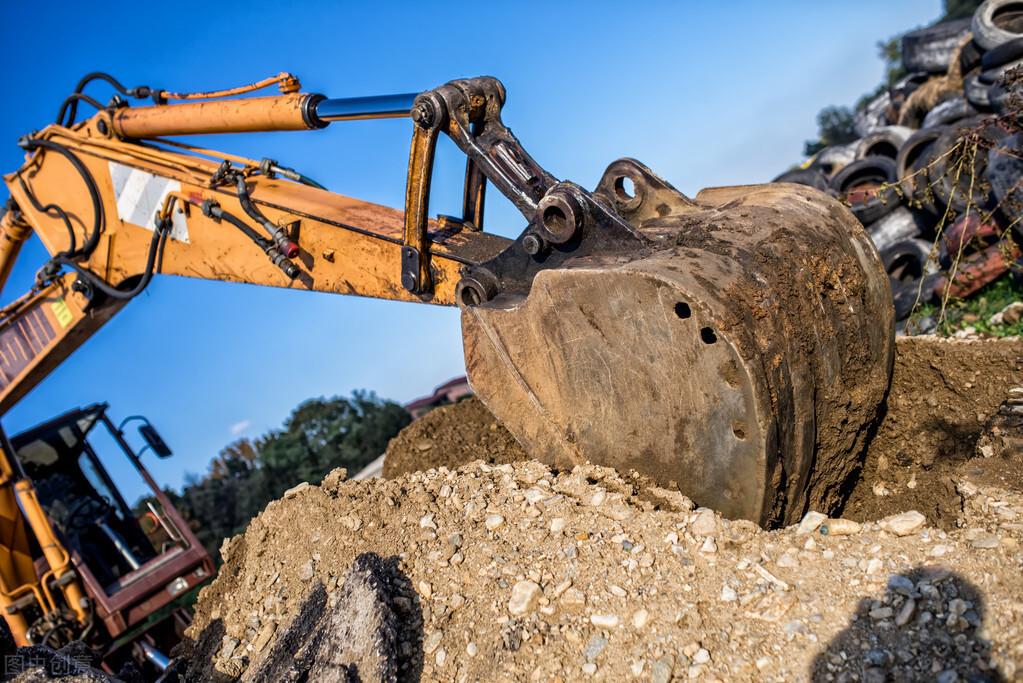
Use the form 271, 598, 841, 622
3, 404, 213, 675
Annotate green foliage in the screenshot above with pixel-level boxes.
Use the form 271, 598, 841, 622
167, 391, 410, 562
876, 36, 908, 91
942, 0, 983, 22
908, 274, 1023, 337
803, 106, 858, 156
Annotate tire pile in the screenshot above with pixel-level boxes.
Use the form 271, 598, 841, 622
775, 0, 1023, 325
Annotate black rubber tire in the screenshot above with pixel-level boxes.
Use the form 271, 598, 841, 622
980, 56, 1023, 83
772, 168, 831, 193
897, 127, 948, 215
891, 274, 942, 321
932, 116, 1007, 213
889, 72, 931, 112
973, 0, 1023, 50
988, 133, 1023, 236
988, 80, 1015, 113
855, 126, 914, 160
982, 36, 1023, 68
866, 206, 925, 253
831, 156, 900, 224
960, 39, 986, 73
853, 92, 892, 137
922, 97, 978, 128
902, 18, 972, 72
809, 144, 857, 177
882, 238, 937, 283
964, 73, 993, 108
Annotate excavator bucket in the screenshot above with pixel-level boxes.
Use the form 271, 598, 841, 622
461, 162, 894, 528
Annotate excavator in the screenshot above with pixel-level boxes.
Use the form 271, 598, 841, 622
0, 71, 894, 674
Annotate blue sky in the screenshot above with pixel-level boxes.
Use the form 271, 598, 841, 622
0, 0, 941, 493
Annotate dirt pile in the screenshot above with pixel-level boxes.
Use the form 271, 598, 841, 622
844, 336, 1023, 527
186, 459, 1023, 681
382, 398, 526, 478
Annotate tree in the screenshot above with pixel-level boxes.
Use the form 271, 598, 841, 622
170, 390, 411, 561
804, 106, 858, 156
942, 0, 983, 21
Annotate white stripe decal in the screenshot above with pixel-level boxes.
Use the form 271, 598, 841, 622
108, 161, 189, 243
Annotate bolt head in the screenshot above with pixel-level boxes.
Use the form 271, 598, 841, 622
522, 233, 544, 256
411, 102, 434, 127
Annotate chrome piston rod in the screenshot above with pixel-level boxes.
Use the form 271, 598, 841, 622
313, 92, 418, 122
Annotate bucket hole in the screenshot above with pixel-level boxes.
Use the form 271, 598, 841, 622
700, 327, 717, 344
732, 422, 747, 440
674, 302, 691, 319
614, 175, 636, 202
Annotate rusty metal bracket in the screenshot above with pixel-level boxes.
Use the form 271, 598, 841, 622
402, 113, 440, 295
405, 77, 651, 305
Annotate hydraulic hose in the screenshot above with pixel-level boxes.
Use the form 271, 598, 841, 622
16, 175, 76, 257
202, 200, 299, 279
18, 138, 103, 258
55, 93, 107, 127
60, 72, 151, 126
232, 175, 299, 258
52, 223, 166, 300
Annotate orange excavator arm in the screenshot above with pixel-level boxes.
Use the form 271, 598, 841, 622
0, 75, 527, 413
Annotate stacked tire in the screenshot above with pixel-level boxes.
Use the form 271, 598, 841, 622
773, 0, 1023, 323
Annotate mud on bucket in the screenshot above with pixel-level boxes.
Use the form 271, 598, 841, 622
462, 171, 894, 528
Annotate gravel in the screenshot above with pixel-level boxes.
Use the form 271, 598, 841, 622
186, 458, 1023, 681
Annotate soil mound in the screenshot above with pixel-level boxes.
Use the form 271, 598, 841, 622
842, 336, 1023, 527
382, 398, 526, 478
188, 460, 1023, 681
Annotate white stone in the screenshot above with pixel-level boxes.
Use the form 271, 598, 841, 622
690, 508, 718, 536
590, 614, 620, 629
795, 511, 827, 535
880, 510, 926, 537
485, 514, 505, 531
508, 580, 542, 616
777, 553, 799, 568
720, 585, 737, 602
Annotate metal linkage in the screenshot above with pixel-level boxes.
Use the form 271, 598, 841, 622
402, 77, 649, 302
